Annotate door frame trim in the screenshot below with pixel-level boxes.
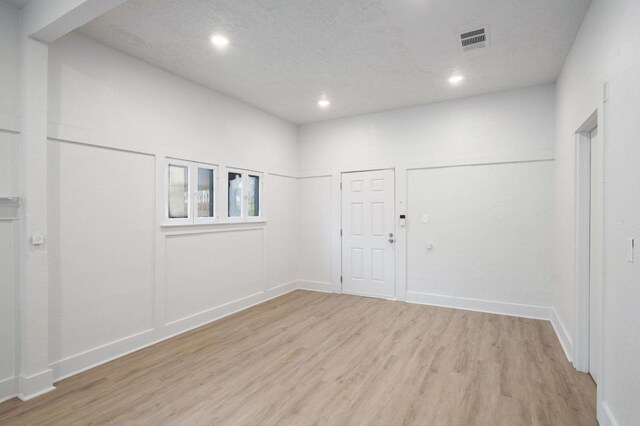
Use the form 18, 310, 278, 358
339, 168, 397, 298
573, 110, 598, 374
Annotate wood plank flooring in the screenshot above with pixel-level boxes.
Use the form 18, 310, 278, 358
0, 290, 596, 425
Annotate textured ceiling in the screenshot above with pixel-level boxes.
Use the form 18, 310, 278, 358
77, 0, 591, 124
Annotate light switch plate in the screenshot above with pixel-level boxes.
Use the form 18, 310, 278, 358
422, 214, 428, 224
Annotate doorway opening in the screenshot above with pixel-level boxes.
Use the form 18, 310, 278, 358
574, 110, 602, 384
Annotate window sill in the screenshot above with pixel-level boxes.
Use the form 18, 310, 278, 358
161, 220, 266, 229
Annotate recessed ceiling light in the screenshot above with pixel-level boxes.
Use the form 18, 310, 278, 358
318, 98, 331, 108
210, 34, 229, 48
449, 74, 464, 85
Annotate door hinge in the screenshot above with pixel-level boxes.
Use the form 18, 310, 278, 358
340, 182, 342, 190
340, 229, 342, 236
340, 276, 343, 283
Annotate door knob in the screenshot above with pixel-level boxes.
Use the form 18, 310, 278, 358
388, 238, 395, 243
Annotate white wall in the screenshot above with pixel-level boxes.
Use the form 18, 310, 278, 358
554, 0, 640, 423
0, 0, 19, 133
298, 85, 556, 315
0, 0, 20, 403
407, 161, 553, 313
47, 142, 155, 362
0, 135, 19, 198
298, 176, 333, 289
0, 220, 17, 402
299, 85, 555, 174
267, 175, 300, 289
45, 32, 299, 380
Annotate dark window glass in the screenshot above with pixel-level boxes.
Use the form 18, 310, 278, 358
197, 168, 214, 218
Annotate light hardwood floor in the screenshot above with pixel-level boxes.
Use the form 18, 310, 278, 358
0, 290, 596, 425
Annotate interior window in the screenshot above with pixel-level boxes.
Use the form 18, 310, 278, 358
168, 164, 189, 219
197, 168, 214, 218
228, 172, 243, 217
248, 174, 260, 217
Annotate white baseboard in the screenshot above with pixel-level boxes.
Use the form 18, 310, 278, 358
296, 280, 333, 293
550, 309, 573, 363
599, 401, 619, 426
17, 369, 55, 401
50, 281, 298, 382
50, 329, 156, 381
405, 291, 551, 320
0, 376, 18, 404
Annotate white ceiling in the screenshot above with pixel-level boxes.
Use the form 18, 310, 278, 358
77, 0, 591, 124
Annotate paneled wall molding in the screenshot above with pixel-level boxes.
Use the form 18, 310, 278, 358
163, 282, 295, 328
0, 113, 19, 134
267, 172, 301, 180
48, 123, 299, 179
300, 157, 555, 309
51, 122, 552, 186
48, 123, 157, 158
50, 328, 154, 381
39, 130, 301, 392
53, 127, 546, 189
297, 151, 555, 178
49, 282, 298, 383
48, 135, 155, 158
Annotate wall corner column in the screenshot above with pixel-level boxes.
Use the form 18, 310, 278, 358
17, 32, 53, 400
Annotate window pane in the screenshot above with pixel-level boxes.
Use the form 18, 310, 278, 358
228, 172, 242, 217
197, 168, 214, 218
168, 164, 189, 218
248, 175, 260, 217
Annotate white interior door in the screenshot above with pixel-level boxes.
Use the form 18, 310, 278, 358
341, 169, 396, 299
589, 126, 603, 384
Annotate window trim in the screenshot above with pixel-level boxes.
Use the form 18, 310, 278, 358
226, 167, 263, 222
164, 158, 219, 225
165, 159, 192, 225
226, 169, 244, 220
246, 173, 262, 219
193, 164, 218, 224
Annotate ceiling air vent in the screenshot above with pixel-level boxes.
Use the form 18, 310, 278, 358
459, 27, 487, 51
